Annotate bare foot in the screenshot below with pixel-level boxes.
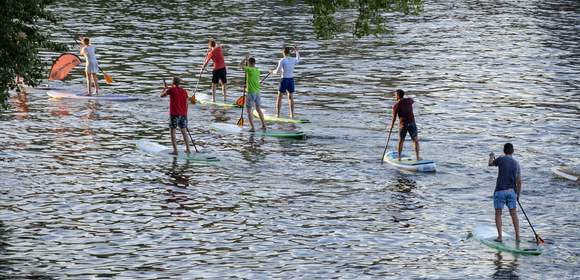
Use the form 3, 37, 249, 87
416, 157, 423, 161
85, 92, 92, 96
494, 238, 503, 243
185, 150, 191, 154
169, 151, 178, 155
249, 127, 255, 132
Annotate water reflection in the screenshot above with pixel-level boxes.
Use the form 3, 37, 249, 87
492, 252, 520, 280
240, 135, 266, 163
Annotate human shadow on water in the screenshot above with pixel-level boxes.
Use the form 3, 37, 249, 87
492, 252, 520, 280
163, 158, 194, 215
386, 177, 422, 228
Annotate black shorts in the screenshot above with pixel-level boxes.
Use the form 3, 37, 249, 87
399, 123, 418, 141
170, 115, 188, 129
212, 68, 227, 84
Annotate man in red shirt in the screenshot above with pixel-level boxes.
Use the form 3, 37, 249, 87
390, 89, 421, 161
201, 38, 227, 102
161, 77, 191, 155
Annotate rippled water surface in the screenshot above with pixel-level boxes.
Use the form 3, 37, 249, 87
1, 0, 579, 279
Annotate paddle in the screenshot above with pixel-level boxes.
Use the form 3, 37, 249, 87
381, 118, 396, 165
260, 71, 271, 84
190, 71, 202, 104
72, 36, 113, 84
517, 200, 545, 245
237, 73, 247, 127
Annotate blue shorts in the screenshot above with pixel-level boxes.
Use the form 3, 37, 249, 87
279, 78, 295, 93
169, 115, 188, 129
494, 189, 517, 209
245, 92, 261, 109
399, 123, 418, 140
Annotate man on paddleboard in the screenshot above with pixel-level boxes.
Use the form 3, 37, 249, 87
390, 89, 420, 161
271, 46, 299, 118
161, 77, 191, 155
240, 56, 267, 132
488, 143, 521, 242
201, 39, 227, 102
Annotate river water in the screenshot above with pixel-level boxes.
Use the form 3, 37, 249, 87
1, 0, 579, 279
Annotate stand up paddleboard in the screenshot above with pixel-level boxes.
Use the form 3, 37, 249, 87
196, 93, 241, 109
383, 151, 436, 172
253, 109, 310, 124
551, 166, 579, 182
136, 139, 219, 162
47, 90, 138, 101
472, 225, 542, 256
211, 123, 305, 139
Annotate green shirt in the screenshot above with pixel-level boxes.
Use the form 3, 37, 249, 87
244, 66, 260, 93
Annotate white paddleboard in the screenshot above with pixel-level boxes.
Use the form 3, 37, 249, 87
136, 139, 218, 162
473, 225, 542, 255
383, 151, 436, 172
195, 93, 240, 109
47, 90, 139, 101
210, 123, 305, 139
551, 166, 579, 182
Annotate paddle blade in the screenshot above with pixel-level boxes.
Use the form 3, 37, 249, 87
103, 72, 113, 84
190, 95, 196, 104
235, 96, 245, 107
536, 235, 545, 245
237, 117, 244, 127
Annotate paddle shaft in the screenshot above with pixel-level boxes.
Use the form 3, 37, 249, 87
238, 74, 247, 125
186, 128, 199, 153
260, 72, 271, 84
517, 200, 543, 244
381, 118, 396, 165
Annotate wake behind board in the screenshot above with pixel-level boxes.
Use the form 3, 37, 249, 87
383, 151, 436, 172
551, 166, 579, 182
196, 93, 241, 109
136, 139, 219, 162
47, 90, 139, 101
253, 109, 310, 124
473, 225, 542, 256
211, 123, 305, 139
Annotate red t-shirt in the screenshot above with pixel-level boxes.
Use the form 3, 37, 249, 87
167, 86, 188, 116
392, 98, 415, 125
204, 47, 226, 70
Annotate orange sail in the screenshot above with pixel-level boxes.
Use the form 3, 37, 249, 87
48, 53, 81, 80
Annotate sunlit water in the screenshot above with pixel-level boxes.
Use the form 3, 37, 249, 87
1, 0, 579, 279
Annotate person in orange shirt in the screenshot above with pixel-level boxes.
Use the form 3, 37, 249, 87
200, 39, 227, 102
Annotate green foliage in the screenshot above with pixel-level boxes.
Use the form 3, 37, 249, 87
0, 0, 66, 109
304, 0, 423, 39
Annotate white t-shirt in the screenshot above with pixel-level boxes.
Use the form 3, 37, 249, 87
273, 52, 300, 78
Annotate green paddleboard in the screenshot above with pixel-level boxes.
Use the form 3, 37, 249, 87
473, 225, 542, 256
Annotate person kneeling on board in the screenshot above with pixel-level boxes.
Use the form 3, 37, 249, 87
389, 89, 421, 161
240, 56, 267, 132
161, 77, 191, 155
488, 143, 521, 243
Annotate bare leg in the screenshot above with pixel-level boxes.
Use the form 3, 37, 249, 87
509, 208, 520, 242
180, 128, 191, 153
256, 104, 266, 130
246, 105, 256, 132
288, 91, 295, 118
170, 128, 178, 155
85, 71, 92, 95
92, 73, 99, 94
495, 208, 503, 242
412, 137, 421, 160
276, 91, 283, 117
397, 137, 404, 161
211, 83, 217, 102
222, 82, 227, 101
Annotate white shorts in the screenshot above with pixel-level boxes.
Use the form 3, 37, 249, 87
245, 92, 261, 108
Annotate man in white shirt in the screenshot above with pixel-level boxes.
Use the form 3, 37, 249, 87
271, 46, 300, 118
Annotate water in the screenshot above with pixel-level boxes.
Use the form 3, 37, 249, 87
1, 0, 579, 278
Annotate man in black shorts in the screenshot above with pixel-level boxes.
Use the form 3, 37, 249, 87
201, 39, 227, 102
390, 89, 421, 161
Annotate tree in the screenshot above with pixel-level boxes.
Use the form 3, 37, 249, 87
0, 0, 65, 109
304, 0, 423, 39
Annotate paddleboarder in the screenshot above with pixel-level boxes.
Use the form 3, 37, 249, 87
240, 56, 267, 132
79, 37, 99, 96
161, 77, 191, 155
270, 46, 300, 118
488, 143, 521, 242
389, 89, 421, 161
200, 38, 227, 102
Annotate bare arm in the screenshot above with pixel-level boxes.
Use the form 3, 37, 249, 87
271, 59, 282, 75
238, 55, 249, 69
160, 80, 169, 97
294, 46, 299, 64
516, 175, 522, 199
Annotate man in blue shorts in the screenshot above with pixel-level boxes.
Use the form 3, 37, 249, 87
488, 143, 521, 242
271, 46, 299, 118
